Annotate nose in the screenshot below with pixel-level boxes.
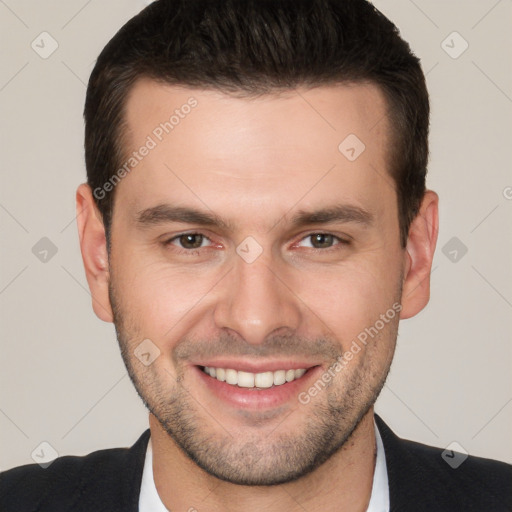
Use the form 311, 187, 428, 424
213, 250, 302, 346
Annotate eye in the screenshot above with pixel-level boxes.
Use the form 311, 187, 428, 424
296, 233, 349, 250
164, 233, 213, 251
161, 231, 349, 255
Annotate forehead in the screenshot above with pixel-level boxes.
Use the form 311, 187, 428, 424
116, 78, 393, 227
123, 78, 389, 156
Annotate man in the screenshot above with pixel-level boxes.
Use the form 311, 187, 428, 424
1, 0, 510, 510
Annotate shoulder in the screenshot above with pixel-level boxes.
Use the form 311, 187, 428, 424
399, 433, 512, 489
375, 415, 512, 511
0, 429, 150, 512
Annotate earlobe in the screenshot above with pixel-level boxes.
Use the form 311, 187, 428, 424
400, 190, 439, 320
76, 183, 114, 323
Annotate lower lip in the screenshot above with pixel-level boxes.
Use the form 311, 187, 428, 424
193, 365, 323, 410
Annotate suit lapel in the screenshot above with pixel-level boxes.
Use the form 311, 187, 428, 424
375, 414, 451, 512
74, 428, 151, 512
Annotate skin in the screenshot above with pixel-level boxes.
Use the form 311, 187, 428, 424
76, 79, 438, 511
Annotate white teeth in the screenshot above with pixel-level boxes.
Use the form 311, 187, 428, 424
202, 366, 308, 388
255, 371, 274, 388
205, 367, 215, 377
273, 370, 286, 386
237, 371, 255, 388
225, 368, 238, 385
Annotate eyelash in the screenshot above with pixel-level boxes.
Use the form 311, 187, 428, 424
162, 232, 350, 255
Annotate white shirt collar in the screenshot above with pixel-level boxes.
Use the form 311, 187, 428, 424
139, 437, 169, 511
139, 419, 389, 512
367, 419, 390, 512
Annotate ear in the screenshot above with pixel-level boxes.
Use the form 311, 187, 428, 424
400, 190, 439, 319
76, 183, 114, 323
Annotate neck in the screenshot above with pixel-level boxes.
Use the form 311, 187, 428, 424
150, 408, 377, 512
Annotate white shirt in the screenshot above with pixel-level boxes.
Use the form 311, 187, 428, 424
139, 420, 389, 511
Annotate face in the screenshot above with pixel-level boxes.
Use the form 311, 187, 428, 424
90, 79, 413, 485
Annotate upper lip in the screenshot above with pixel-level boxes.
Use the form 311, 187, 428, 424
193, 359, 321, 373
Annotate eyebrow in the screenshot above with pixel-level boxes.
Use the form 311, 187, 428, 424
135, 204, 234, 231
134, 203, 374, 231
290, 205, 374, 228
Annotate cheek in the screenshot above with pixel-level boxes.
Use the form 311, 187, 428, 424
297, 262, 401, 347
114, 258, 217, 338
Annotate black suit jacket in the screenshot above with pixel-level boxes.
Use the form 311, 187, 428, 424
1, 415, 511, 511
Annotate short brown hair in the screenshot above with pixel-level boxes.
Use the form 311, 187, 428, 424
84, 0, 429, 248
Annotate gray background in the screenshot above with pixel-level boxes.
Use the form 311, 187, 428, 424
1, 0, 511, 470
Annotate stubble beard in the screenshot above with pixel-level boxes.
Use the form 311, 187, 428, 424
108, 277, 399, 486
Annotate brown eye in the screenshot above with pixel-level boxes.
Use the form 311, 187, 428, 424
162, 232, 218, 256
310, 234, 335, 249
177, 233, 205, 249
295, 233, 349, 251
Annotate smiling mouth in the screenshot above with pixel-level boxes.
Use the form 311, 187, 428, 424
199, 365, 315, 389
